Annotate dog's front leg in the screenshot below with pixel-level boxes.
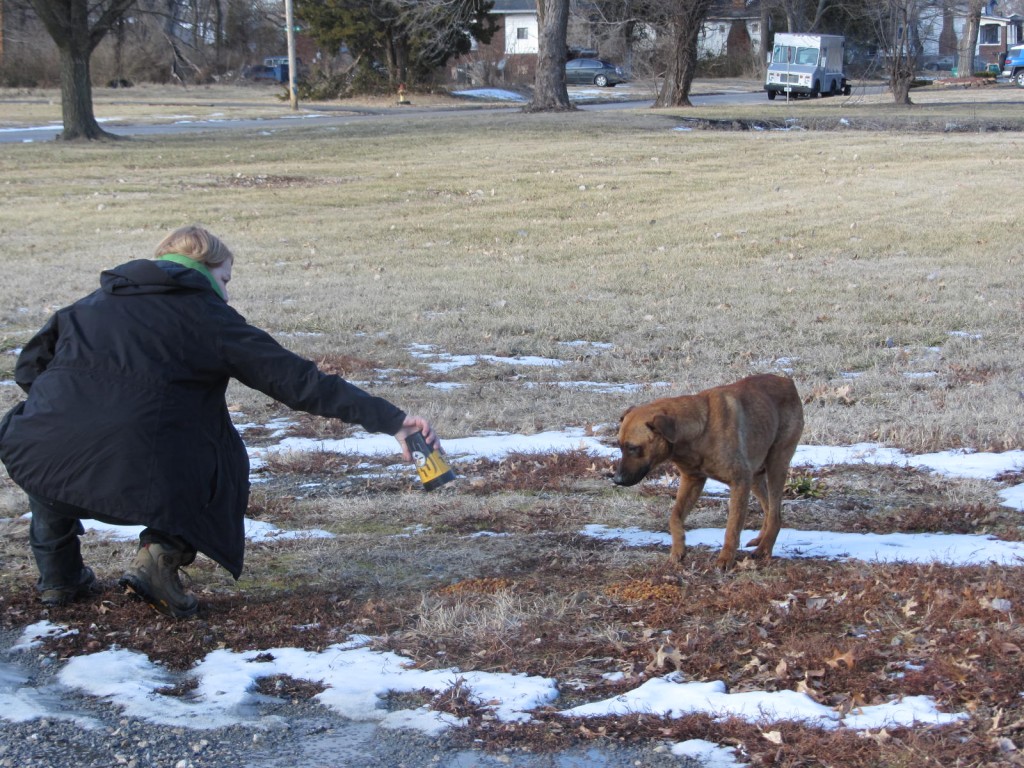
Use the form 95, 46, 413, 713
669, 474, 705, 564
718, 481, 752, 570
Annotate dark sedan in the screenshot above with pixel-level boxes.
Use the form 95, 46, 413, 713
565, 58, 627, 87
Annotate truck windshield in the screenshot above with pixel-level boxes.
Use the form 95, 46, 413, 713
773, 45, 819, 65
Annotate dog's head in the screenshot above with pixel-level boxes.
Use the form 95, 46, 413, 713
612, 401, 699, 486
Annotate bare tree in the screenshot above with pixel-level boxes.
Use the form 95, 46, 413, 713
567, 0, 634, 63
653, 0, 714, 107
526, 0, 571, 111
956, 0, 985, 77
31, 0, 138, 139
767, 0, 836, 32
862, 0, 922, 104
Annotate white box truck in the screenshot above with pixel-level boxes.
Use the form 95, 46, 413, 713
765, 33, 851, 100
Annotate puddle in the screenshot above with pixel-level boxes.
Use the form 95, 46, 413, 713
0, 658, 102, 727
244, 724, 673, 768
244, 721, 380, 767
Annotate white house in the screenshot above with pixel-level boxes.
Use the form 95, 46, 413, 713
484, 0, 1023, 75
490, 0, 539, 55
915, 1, 1023, 70
489, 0, 763, 62
699, 1, 764, 60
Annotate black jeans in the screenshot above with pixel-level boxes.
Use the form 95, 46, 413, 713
27, 494, 194, 591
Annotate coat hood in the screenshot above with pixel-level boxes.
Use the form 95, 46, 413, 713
101, 259, 215, 297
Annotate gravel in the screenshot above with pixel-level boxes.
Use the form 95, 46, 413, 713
1, 629, 702, 768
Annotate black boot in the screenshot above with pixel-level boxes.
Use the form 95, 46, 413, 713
40, 566, 96, 607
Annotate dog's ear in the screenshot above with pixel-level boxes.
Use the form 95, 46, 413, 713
619, 405, 636, 424
648, 411, 702, 445
647, 413, 679, 443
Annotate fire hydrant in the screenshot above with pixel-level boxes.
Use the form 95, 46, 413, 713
397, 83, 410, 105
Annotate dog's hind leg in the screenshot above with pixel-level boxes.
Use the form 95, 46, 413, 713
668, 474, 705, 564
718, 480, 752, 570
745, 472, 771, 551
748, 447, 795, 560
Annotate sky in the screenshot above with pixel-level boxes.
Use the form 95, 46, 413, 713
3, 348, 1024, 763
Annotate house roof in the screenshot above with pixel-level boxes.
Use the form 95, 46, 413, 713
708, 0, 762, 21
490, 0, 762, 19
490, 0, 536, 14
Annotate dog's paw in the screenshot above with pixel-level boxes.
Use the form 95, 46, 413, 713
667, 548, 688, 566
715, 554, 737, 571
668, 557, 688, 568
745, 535, 763, 548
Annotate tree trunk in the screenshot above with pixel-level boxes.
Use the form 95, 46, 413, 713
759, 3, 771, 76
31, 0, 136, 140
880, 0, 918, 105
113, 18, 125, 84
213, 0, 224, 74
57, 35, 117, 139
888, 34, 915, 105
526, 0, 571, 112
957, 0, 984, 77
938, 3, 957, 57
808, 0, 830, 32
654, 0, 714, 108
890, 68, 913, 104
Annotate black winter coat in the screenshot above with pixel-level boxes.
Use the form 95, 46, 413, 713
0, 260, 406, 577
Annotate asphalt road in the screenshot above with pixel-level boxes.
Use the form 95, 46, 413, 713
0, 82, 886, 144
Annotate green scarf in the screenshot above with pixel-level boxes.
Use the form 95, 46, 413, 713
158, 253, 225, 299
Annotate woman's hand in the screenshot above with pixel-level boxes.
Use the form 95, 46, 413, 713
393, 415, 441, 461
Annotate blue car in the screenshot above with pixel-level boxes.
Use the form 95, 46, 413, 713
565, 58, 627, 87
1002, 44, 1024, 86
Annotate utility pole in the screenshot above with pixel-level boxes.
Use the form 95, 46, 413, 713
285, 0, 298, 111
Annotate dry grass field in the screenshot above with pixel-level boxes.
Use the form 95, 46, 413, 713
3, 82, 1024, 766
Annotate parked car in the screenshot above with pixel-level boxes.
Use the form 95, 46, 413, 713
922, 55, 955, 72
1002, 44, 1024, 86
565, 58, 627, 87
244, 56, 306, 84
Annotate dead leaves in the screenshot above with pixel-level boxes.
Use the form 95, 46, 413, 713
439, 578, 516, 596
827, 649, 857, 670
804, 383, 856, 406
460, 450, 617, 494
646, 643, 685, 674
902, 597, 920, 618
761, 728, 784, 745
605, 580, 681, 603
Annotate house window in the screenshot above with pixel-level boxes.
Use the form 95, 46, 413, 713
517, 27, 529, 40
980, 25, 999, 45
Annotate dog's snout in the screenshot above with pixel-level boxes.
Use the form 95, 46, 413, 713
612, 463, 645, 487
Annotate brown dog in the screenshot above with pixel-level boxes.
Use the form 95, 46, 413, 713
613, 374, 804, 570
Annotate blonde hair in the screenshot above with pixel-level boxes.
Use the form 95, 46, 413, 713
154, 225, 233, 267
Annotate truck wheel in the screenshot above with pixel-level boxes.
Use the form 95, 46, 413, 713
811, 81, 820, 98
843, 83, 852, 96
767, 90, 776, 100
1016, 70, 1024, 87
829, 80, 838, 96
